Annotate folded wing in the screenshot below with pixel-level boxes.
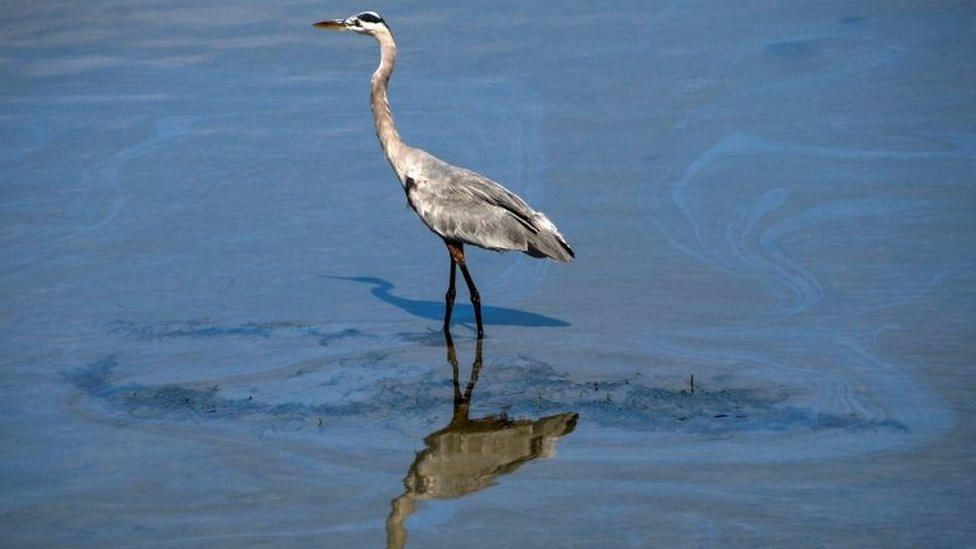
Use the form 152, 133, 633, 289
405, 153, 574, 262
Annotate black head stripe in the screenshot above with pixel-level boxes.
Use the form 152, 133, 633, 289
357, 12, 383, 24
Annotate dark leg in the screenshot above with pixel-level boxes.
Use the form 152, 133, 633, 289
459, 263, 484, 339
444, 331, 461, 403
443, 256, 457, 335
461, 338, 484, 401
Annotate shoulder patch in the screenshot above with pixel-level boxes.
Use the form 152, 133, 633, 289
404, 176, 419, 210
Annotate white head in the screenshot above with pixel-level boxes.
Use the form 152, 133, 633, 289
313, 11, 390, 36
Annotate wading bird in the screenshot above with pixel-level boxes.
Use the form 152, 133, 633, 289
314, 11, 574, 339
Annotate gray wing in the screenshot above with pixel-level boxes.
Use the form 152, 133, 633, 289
404, 152, 574, 262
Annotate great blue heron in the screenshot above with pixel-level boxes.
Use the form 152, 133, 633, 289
314, 12, 574, 339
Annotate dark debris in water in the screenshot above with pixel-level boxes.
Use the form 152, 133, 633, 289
107, 320, 365, 346
66, 358, 372, 428
66, 356, 908, 436
475, 358, 907, 435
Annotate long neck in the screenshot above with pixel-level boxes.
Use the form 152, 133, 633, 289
370, 30, 406, 178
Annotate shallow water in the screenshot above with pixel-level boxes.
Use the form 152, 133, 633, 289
1, 0, 975, 546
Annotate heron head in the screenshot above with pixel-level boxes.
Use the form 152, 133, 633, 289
313, 11, 388, 35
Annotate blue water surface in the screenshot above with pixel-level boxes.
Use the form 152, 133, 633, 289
1, 1, 974, 546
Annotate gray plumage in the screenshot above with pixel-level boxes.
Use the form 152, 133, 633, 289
402, 149, 574, 262
315, 11, 573, 337
316, 11, 573, 263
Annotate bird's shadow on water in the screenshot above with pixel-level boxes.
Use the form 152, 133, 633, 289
322, 275, 570, 328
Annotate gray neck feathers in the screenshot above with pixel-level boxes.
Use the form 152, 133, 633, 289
370, 30, 406, 179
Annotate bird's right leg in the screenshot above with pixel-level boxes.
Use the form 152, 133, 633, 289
443, 242, 461, 335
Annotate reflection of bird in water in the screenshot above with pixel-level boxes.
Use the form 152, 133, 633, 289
313, 12, 574, 339
386, 335, 578, 548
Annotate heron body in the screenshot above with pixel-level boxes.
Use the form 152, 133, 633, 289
315, 12, 574, 338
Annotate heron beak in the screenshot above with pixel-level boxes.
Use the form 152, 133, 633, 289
313, 19, 349, 31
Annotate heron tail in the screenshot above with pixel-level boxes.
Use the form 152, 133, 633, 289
526, 212, 575, 262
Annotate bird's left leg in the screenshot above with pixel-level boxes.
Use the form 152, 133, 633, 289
458, 262, 484, 339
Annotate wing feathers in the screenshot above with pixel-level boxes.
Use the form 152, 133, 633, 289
405, 151, 573, 262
